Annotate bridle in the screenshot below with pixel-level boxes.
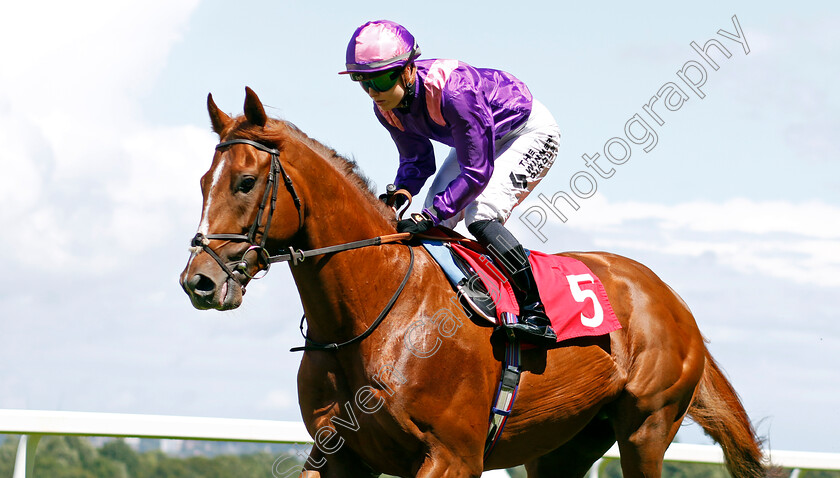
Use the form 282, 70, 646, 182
189, 138, 302, 287
187, 138, 415, 352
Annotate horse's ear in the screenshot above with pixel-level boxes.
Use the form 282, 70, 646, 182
207, 93, 232, 136
243, 86, 267, 127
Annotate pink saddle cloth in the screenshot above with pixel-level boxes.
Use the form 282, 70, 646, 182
449, 244, 622, 342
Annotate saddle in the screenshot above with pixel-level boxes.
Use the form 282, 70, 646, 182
420, 235, 498, 324
419, 228, 621, 342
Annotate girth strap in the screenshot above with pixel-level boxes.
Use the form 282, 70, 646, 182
484, 312, 523, 460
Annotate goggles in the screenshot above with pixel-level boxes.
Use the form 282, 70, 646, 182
350, 69, 402, 93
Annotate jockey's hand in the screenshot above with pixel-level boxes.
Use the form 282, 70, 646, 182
397, 210, 437, 234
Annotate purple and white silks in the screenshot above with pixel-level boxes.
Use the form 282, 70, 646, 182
374, 58, 533, 222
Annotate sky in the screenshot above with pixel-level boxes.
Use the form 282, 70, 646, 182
1, 0, 838, 459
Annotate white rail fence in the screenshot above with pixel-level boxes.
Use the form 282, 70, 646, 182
2, 409, 839, 478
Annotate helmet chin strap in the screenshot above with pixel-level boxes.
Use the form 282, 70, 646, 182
397, 65, 417, 111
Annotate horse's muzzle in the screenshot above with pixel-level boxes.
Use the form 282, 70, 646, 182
181, 267, 245, 311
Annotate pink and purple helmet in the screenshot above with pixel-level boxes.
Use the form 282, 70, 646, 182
338, 20, 421, 75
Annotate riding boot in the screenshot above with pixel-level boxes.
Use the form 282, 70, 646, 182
468, 219, 557, 346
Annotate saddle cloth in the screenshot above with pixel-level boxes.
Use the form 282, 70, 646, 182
422, 240, 621, 342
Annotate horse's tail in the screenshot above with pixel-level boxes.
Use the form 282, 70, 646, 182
687, 349, 766, 478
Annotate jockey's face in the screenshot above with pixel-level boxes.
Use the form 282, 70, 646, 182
364, 64, 415, 111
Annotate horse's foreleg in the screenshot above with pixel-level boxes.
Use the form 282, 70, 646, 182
414, 446, 483, 478
297, 446, 379, 478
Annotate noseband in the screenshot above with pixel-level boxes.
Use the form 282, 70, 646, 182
189, 138, 303, 288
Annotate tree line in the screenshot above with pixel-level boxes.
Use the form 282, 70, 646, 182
0, 436, 290, 478
1, 435, 837, 477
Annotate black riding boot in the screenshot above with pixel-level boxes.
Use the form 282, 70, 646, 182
468, 219, 557, 346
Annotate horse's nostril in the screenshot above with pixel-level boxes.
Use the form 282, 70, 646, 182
188, 274, 216, 295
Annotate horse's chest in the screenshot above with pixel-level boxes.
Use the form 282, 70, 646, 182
301, 360, 415, 444
305, 384, 419, 471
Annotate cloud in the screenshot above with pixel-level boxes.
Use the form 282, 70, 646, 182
513, 194, 840, 451
0, 1, 309, 422
0, 0, 206, 275
514, 195, 840, 287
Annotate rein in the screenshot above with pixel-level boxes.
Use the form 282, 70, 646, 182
290, 246, 414, 352
270, 233, 411, 265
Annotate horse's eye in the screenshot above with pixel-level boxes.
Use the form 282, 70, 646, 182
238, 176, 257, 193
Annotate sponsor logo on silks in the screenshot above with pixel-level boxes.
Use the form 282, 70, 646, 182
510, 172, 528, 189
519, 135, 559, 180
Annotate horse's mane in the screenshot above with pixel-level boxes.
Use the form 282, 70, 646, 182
224, 116, 393, 219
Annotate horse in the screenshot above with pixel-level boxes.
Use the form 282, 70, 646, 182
180, 87, 766, 478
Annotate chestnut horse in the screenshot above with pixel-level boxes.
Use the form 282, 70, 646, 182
180, 88, 765, 478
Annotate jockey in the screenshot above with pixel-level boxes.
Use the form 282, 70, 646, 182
340, 20, 562, 346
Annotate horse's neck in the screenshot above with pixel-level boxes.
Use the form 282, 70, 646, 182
288, 144, 405, 344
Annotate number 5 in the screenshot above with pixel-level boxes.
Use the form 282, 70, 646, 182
566, 274, 604, 327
